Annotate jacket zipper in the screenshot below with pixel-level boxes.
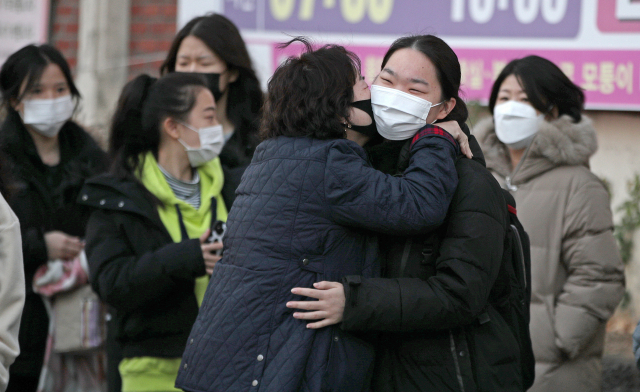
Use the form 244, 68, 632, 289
510, 224, 527, 289
505, 134, 537, 192
399, 238, 413, 277
449, 330, 466, 392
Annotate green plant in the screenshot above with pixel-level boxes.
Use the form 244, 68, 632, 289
614, 173, 640, 265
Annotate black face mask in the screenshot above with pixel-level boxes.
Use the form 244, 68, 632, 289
177, 72, 224, 101
348, 99, 378, 138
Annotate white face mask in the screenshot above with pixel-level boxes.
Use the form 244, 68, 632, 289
178, 122, 224, 167
21, 95, 75, 138
493, 101, 543, 150
370, 84, 443, 141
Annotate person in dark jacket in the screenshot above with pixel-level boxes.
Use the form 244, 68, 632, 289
0, 44, 108, 392
288, 35, 522, 391
161, 13, 263, 209
78, 73, 227, 392
175, 39, 471, 392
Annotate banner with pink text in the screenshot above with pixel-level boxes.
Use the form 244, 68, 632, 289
178, 0, 640, 110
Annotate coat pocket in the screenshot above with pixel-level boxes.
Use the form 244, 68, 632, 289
530, 300, 563, 363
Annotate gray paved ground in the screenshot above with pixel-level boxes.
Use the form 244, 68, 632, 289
602, 356, 640, 392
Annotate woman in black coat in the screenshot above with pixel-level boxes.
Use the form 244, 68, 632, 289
161, 13, 263, 209
0, 44, 107, 392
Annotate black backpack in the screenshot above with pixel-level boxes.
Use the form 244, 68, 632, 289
491, 189, 535, 390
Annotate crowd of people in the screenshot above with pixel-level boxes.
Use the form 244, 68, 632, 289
0, 12, 629, 392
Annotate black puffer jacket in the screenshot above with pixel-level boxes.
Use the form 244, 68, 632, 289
343, 134, 524, 391
219, 124, 258, 209
78, 174, 206, 359
0, 111, 107, 377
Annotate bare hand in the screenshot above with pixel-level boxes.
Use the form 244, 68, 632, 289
437, 120, 472, 159
202, 242, 222, 274
44, 231, 84, 260
286, 281, 345, 329
199, 229, 222, 274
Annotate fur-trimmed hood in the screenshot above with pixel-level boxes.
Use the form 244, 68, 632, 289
474, 114, 598, 184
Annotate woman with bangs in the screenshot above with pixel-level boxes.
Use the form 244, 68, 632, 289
0, 44, 107, 392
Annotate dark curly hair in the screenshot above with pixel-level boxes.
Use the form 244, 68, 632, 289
260, 38, 360, 140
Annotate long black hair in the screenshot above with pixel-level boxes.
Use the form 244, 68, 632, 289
381, 35, 469, 127
260, 38, 360, 140
109, 73, 208, 183
0, 155, 12, 199
488, 55, 585, 122
161, 13, 263, 151
0, 44, 80, 113
0, 44, 81, 198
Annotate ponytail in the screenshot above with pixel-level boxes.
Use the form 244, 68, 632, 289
109, 73, 208, 181
109, 74, 157, 178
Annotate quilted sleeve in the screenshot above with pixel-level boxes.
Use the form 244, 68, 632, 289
554, 179, 625, 359
84, 210, 205, 313
324, 132, 458, 236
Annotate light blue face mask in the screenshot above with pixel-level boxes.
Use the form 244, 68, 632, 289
177, 122, 224, 167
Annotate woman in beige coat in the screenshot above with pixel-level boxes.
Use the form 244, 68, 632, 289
475, 55, 625, 392
0, 171, 25, 392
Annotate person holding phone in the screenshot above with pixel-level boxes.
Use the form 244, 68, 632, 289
0, 44, 107, 392
79, 73, 227, 392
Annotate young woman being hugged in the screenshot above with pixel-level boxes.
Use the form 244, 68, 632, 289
475, 55, 625, 392
78, 73, 226, 392
161, 13, 263, 208
0, 44, 108, 392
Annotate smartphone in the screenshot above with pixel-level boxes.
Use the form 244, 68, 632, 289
207, 220, 226, 256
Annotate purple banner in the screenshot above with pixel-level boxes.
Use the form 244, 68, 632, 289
275, 43, 640, 110
224, 0, 580, 37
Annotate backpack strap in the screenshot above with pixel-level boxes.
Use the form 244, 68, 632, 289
209, 196, 218, 232
174, 204, 189, 242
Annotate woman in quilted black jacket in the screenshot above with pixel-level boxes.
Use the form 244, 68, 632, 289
175, 38, 471, 392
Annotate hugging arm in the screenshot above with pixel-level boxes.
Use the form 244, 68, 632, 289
325, 125, 459, 236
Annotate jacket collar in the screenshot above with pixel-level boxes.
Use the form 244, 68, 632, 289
78, 173, 168, 233
137, 151, 224, 209
369, 123, 486, 175
1, 110, 99, 172
474, 114, 597, 186
1, 110, 107, 207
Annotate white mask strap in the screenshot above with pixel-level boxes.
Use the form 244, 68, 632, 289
430, 101, 446, 124
178, 121, 199, 134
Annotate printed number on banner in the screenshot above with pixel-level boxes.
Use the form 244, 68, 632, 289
270, 0, 394, 24
451, 0, 569, 24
